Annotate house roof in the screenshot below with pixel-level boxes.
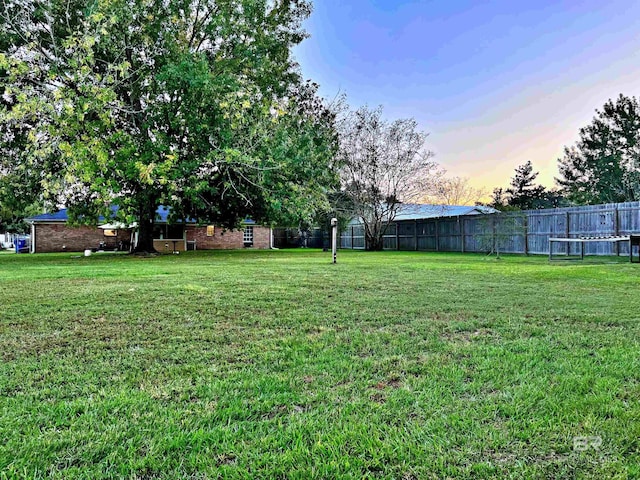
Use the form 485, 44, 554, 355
393, 204, 497, 221
27, 206, 254, 225
27, 205, 120, 223
346, 203, 498, 226
27, 210, 71, 222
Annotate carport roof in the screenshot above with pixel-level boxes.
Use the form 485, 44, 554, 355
393, 204, 497, 221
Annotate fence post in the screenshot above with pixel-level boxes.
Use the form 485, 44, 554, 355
524, 214, 529, 256
492, 216, 497, 254
435, 219, 439, 252
566, 212, 570, 256
396, 222, 400, 251
614, 206, 620, 256
414, 220, 418, 251
461, 216, 465, 253
351, 226, 354, 250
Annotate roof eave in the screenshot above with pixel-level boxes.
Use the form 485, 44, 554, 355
26, 219, 68, 224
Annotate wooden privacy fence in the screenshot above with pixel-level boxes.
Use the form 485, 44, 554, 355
340, 201, 640, 256
273, 228, 327, 249
339, 224, 366, 250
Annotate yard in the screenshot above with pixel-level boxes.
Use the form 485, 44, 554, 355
1, 250, 639, 479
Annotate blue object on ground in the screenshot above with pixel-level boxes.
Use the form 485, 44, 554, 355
15, 237, 29, 254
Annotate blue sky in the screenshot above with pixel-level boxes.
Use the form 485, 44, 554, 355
293, 0, 640, 193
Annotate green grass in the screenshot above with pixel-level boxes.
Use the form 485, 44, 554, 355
1, 250, 639, 479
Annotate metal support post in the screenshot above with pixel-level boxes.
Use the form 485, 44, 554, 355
331, 218, 338, 264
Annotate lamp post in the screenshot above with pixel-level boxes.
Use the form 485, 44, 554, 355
331, 217, 338, 264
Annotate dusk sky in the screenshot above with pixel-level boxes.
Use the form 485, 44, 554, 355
293, 0, 640, 194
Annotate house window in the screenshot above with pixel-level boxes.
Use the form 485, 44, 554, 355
103, 229, 117, 237
206, 225, 215, 237
243, 226, 254, 246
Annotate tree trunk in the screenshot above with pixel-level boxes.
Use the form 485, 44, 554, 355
364, 219, 386, 251
366, 233, 384, 251
132, 198, 158, 254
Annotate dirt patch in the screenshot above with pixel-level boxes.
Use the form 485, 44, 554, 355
216, 453, 237, 466
265, 403, 308, 419
441, 328, 496, 345
370, 392, 386, 404
1, 316, 138, 361
372, 377, 403, 390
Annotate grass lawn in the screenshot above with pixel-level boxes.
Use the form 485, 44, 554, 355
1, 250, 639, 479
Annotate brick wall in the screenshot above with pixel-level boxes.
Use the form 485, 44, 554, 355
34, 223, 271, 253
34, 223, 131, 253
153, 239, 186, 253
186, 225, 271, 250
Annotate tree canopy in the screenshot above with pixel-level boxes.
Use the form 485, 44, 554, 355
421, 174, 486, 206
505, 161, 548, 209
489, 161, 565, 211
557, 94, 640, 205
0, 0, 338, 250
338, 105, 436, 251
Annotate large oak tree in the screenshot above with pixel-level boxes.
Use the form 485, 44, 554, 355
0, 0, 338, 251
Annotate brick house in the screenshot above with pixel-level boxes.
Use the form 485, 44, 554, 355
26, 206, 272, 253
